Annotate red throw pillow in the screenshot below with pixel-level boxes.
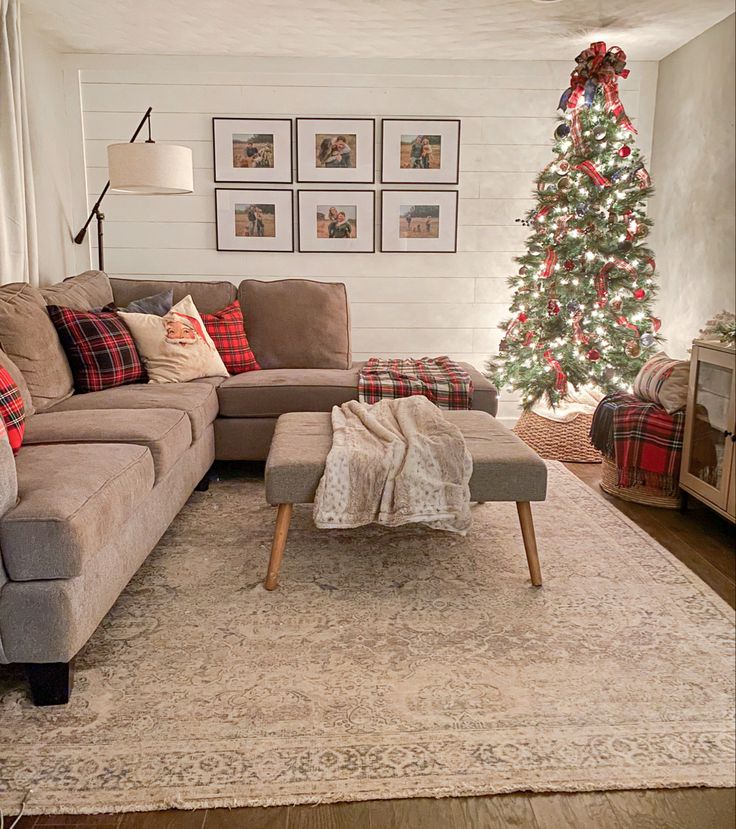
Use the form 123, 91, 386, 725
0, 366, 25, 454
47, 305, 147, 393
201, 300, 261, 374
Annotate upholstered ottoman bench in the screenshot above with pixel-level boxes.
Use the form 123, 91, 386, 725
263, 410, 548, 590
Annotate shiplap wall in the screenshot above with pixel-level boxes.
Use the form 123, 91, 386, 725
66, 55, 658, 422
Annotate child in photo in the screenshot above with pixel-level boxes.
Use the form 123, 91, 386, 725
421, 138, 433, 168
331, 210, 352, 238
321, 136, 352, 168
410, 136, 424, 168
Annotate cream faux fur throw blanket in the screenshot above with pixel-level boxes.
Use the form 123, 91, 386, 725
314, 396, 473, 535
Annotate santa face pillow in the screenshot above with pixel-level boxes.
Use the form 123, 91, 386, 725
118, 295, 229, 384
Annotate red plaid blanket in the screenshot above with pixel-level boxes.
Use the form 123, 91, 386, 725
590, 392, 685, 494
358, 356, 473, 410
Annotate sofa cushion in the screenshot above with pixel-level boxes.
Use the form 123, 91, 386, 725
0, 283, 74, 412
238, 279, 351, 369
23, 408, 192, 480
217, 366, 362, 418
40, 270, 114, 311
47, 305, 148, 393
0, 348, 34, 417
111, 278, 236, 315
216, 361, 498, 418
48, 380, 219, 441
1, 443, 154, 580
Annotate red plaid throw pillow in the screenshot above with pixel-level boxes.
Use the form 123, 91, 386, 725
0, 366, 25, 454
201, 300, 260, 374
47, 305, 147, 393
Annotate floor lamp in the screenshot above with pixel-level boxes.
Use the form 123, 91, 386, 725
74, 107, 193, 271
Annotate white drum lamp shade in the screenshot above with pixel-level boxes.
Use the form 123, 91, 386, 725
107, 143, 193, 194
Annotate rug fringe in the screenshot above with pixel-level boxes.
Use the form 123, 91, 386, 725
4, 774, 736, 816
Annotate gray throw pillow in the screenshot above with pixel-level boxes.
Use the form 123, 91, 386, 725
99, 289, 175, 317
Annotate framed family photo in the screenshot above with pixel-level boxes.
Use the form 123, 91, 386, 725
296, 118, 375, 183
381, 190, 458, 253
215, 188, 294, 252
297, 190, 375, 253
381, 119, 461, 184
212, 118, 293, 183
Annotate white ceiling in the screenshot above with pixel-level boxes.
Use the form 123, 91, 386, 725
22, 0, 734, 61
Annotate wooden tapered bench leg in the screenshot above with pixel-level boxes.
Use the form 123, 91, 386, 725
264, 503, 293, 591
516, 501, 542, 587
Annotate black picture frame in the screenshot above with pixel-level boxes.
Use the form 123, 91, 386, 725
297, 189, 376, 253
214, 188, 295, 252
381, 118, 461, 185
212, 117, 294, 184
296, 118, 377, 184
380, 189, 459, 253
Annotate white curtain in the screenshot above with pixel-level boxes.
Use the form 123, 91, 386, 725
0, 0, 38, 286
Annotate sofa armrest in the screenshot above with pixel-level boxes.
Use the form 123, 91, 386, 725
0, 421, 17, 663
0, 422, 17, 518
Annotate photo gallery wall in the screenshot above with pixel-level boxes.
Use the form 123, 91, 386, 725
213, 117, 460, 254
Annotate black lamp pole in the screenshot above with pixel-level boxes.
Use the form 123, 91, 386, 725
74, 106, 154, 271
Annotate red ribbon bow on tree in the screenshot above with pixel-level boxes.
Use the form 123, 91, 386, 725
558, 41, 637, 133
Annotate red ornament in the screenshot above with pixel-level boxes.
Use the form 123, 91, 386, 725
518, 312, 528, 323
547, 300, 560, 316
633, 288, 646, 300
586, 349, 601, 361
618, 145, 632, 157
563, 259, 575, 271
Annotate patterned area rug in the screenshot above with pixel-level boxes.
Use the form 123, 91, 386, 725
0, 462, 734, 815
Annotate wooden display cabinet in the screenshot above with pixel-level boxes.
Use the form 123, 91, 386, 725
680, 339, 736, 522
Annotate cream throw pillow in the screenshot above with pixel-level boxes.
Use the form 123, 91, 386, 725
632, 352, 690, 414
119, 295, 228, 384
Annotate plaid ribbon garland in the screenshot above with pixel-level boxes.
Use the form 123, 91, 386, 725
541, 247, 558, 278
569, 108, 583, 148
617, 315, 640, 334
590, 392, 686, 495
575, 160, 611, 187
359, 356, 473, 410
542, 349, 567, 393
595, 258, 640, 307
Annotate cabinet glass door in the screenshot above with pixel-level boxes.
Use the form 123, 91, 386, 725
683, 348, 735, 509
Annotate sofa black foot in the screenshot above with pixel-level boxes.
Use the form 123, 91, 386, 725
25, 662, 73, 706
195, 474, 210, 492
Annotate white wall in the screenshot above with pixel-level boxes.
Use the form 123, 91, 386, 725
20, 17, 77, 282
61, 54, 657, 420
650, 14, 735, 359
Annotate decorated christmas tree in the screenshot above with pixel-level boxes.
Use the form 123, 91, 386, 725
488, 42, 660, 411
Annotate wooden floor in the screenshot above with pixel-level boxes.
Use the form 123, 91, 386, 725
8, 463, 735, 829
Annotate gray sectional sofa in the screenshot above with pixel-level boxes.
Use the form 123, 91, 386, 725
0, 270, 498, 705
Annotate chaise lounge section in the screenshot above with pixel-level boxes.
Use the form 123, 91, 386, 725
0, 270, 498, 704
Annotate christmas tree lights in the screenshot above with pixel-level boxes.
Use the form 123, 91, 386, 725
488, 42, 661, 410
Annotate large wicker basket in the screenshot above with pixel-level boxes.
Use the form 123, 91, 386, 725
513, 409, 602, 463
599, 456, 681, 509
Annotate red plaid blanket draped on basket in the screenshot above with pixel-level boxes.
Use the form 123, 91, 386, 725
590, 391, 686, 495
358, 356, 474, 410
